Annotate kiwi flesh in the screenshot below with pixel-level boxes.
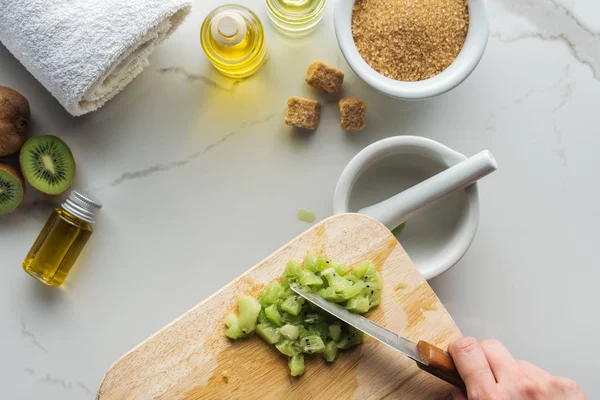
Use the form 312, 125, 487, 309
20, 135, 75, 195
0, 163, 25, 213
225, 254, 383, 376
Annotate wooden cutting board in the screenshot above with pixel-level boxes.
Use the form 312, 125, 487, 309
98, 214, 462, 399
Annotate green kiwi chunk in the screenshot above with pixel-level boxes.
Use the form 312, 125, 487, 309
20, 135, 75, 195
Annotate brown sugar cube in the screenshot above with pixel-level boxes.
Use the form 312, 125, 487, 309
339, 98, 366, 131
285, 96, 321, 130
305, 61, 344, 94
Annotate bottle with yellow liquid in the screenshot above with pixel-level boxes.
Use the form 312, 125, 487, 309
265, 0, 327, 38
200, 5, 267, 79
23, 190, 102, 287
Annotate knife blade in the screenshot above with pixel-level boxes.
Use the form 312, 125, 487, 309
291, 286, 465, 389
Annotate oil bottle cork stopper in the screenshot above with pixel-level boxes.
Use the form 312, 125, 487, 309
211, 11, 247, 46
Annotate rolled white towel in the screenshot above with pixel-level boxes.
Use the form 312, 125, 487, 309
0, 0, 191, 116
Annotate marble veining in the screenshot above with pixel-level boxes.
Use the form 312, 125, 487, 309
94, 111, 276, 191
495, 0, 600, 80
157, 67, 240, 90
21, 318, 48, 353
94, 130, 238, 190
24, 367, 93, 395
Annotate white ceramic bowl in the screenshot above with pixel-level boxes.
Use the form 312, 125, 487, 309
333, 136, 480, 279
333, 0, 489, 99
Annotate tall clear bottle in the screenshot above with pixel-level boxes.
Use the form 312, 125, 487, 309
23, 190, 102, 286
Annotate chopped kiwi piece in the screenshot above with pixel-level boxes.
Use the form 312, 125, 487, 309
257, 309, 268, 324
276, 340, 298, 357
300, 335, 325, 354
303, 313, 320, 324
302, 253, 320, 273
224, 314, 243, 339
331, 261, 350, 276
265, 304, 282, 326
298, 270, 323, 287
336, 327, 365, 349
328, 324, 341, 341
0, 164, 24, 214
346, 296, 370, 313
289, 354, 305, 376
237, 296, 261, 334
362, 287, 381, 308
321, 268, 353, 293
19, 135, 75, 195
340, 281, 365, 299
317, 287, 347, 302
303, 253, 329, 273
282, 260, 302, 288
256, 323, 281, 344
324, 340, 339, 362
224, 255, 382, 376
280, 324, 300, 340
304, 322, 329, 339
281, 295, 304, 315
260, 281, 284, 306
351, 261, 372, 279
362, 264, 382, 289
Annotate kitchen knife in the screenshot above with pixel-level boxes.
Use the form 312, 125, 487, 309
291, 286, 465, 390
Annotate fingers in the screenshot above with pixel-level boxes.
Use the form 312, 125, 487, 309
448, 337, 496, 392
480, 339, 519, 382
517, 359, 552, 382
552, 377, 587, 400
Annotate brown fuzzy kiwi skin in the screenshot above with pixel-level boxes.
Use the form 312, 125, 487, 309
19, 135, 76, 196
0, 163, 25, 214
0, 86, 30, 157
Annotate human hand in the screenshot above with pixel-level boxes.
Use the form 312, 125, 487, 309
448, 337, 585, 400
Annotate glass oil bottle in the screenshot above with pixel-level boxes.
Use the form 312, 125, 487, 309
23, 190, 102, 287
265, 0, 327, 38
200, 5, 267, 79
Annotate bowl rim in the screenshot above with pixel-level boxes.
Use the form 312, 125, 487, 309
333, 0, 490, 99
333, 136, 480, 279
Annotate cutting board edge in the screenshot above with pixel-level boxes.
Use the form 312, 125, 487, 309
97, 213, 386, 397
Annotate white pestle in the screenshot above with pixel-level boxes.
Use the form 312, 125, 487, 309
358, 150, 497, 230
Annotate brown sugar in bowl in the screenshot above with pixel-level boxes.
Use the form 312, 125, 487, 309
333, 0, 489, 100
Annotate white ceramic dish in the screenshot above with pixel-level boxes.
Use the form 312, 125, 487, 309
333, 0, 489, 100
333, 136, 484, 279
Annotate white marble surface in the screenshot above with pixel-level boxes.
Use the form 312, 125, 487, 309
1, 0, 599, 398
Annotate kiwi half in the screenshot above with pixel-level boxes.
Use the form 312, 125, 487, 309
20, 135, 75, 195
0, 163, 25, 213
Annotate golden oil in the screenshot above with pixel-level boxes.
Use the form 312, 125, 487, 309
265, 0, 327, 38
201, 5, 267, 79
23, 191, 101, 287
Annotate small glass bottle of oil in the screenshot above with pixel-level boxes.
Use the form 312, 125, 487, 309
200, 5, 267, 79
265, 0, 327, 38
23, 190, 102, 287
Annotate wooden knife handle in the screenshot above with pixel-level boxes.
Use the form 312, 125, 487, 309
417, 341, 466, 390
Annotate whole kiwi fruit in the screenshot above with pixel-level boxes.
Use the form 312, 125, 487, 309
0, 86, 30, 157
